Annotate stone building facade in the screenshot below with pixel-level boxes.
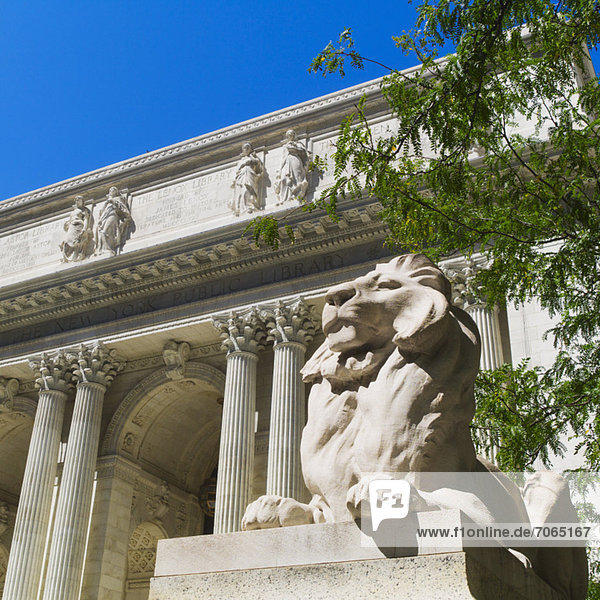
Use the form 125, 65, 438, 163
0, 76, 549, 599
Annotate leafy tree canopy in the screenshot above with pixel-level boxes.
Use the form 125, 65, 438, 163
251, 0, 600, 478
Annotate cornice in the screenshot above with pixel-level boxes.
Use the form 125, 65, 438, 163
0, 203, 385, 329
0, 77, 386, 215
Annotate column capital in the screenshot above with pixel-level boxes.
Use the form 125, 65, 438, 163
262, 298, 318, 346
212, 308, 267, 355
69, 343, 125, 388
439, 256, 489, 310
28, 351, 74, 394
0, 376, 20, 411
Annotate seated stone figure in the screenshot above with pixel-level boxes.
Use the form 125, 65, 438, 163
242, 254, 587, 600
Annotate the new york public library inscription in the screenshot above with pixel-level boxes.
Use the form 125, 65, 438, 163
1, 251, 347, 347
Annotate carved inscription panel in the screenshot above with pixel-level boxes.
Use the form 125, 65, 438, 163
131, 168, 235, 237
0, 220, 64, 278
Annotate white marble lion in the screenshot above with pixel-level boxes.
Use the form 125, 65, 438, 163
242, 254, 587, 599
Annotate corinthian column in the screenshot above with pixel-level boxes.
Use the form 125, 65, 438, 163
467, 303, 504, 370
3, 354, 73, 600
442, 259, 504, 461
442, 260, 504, 370
212, 309, 267, 533
263, 299, 317, 500
42, 344, 123, 600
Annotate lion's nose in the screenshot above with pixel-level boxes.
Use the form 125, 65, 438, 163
325, 283, 356, 307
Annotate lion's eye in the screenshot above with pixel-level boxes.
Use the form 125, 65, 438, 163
377, 280, 401, 289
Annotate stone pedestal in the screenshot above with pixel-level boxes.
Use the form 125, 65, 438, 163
150, 513, 560, 600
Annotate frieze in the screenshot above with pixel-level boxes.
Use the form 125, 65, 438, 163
0, 202, 383, 324
118, 343, 223, 375
0, 246, 353, 347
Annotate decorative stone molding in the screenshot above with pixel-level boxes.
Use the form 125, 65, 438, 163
0, 202, 385, 333
262, 297, 318, 345
69, 342, 125, 387
28, 351, 74, 393
175, 503, 187, 535
127, 521, 166, 577
198, 477, 217, 517
0, 378, 19, 412
212, 308, 268, 355
145, 481, 170, 523
96, 455, 141, 484
162, 341, 191, 380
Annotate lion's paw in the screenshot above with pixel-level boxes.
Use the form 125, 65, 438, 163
241, 495, 315, 531
346, 474, 394, 519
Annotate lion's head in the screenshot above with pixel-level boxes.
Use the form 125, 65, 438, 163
303, 254, 476, 389
321, 254, 453, 355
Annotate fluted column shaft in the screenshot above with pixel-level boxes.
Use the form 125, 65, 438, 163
214, 351, 259, 533
266, 341, 306, 498
212, 310, 266, 534
3, 390, 67, 600
467, 304, 504, 370
42, 343, 122, 600
42, 382, 105, 600
263, 299, 316, 500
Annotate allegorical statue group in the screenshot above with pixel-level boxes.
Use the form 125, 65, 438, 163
228, 129, 310, 217
60, 186, 135, 262
61, 129, 310, 261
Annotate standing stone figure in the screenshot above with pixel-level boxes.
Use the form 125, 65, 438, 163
275, 129, 309, 205
60, 196, 94, 262
229, 142, 264, 217
95, 187, 135, 256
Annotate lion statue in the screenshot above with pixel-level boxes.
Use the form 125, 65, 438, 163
242, 254, 587, 600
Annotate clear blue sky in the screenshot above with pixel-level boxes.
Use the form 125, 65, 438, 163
1, 1, 598, 201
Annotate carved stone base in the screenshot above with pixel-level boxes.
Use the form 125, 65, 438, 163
150, 514, 560, 600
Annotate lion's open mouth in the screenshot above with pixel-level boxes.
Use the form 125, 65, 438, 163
323, 314, 378, 337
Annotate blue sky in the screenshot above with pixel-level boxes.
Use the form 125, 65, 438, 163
1, 1, 598, 201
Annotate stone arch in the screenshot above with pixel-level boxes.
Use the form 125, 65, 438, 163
101, 362, 225, 491
102, 362, 225, 455
126, 521, 167, 598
